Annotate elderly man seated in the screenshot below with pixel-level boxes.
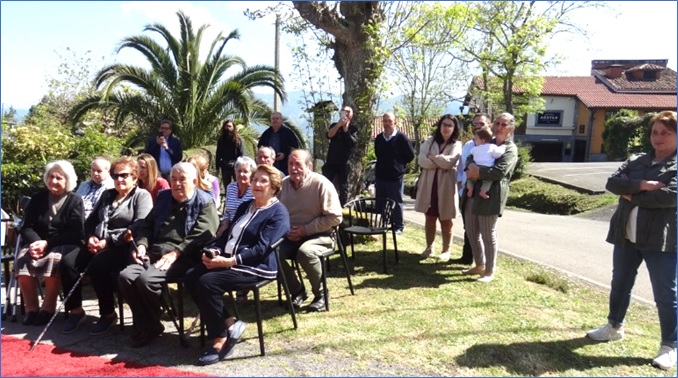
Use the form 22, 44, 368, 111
118, 162, 219, 347
279, 149, 342, 312
75, 157, 114, 218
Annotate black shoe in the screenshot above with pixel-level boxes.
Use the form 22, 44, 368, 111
291, 290, 308, 309
22, 311, 38, 326
34, 310, 54, 326
449, 258, 473, 265
88, 314, 118, 336
307, 295, 326, 312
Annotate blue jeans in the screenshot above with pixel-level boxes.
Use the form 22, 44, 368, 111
608, 239, 677, 347
375, 178, 404, 231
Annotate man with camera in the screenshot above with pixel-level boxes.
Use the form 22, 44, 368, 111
144, 119, 184, 180
322, 105, 359, 205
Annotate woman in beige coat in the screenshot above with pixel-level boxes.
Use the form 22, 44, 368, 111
414, 114, 462, 261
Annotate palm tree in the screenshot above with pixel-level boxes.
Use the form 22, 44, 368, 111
70, 10, 286, 148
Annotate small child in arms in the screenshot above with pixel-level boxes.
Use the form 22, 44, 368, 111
467, 127, 506, 199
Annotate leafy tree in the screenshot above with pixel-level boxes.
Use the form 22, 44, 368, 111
70, 10, 286, 149
456, 1, 600, 121
2, 106, 18, 125
291, 2, 387, 199
387, 2, 471, 155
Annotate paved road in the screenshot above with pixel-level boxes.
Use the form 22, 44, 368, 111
526, 162, 620, 194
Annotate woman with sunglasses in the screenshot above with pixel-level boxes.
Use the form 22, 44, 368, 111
60, 156, 153, 335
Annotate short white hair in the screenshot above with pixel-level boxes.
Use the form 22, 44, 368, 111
496, 112, 515, 125
171, 162, 197, 182
258, 146, 276, 157
235, 156, 257, 172
44, 160, 78, 192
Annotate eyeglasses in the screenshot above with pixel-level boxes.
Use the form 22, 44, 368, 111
471, 122, 486, 127
112, 172, 132, 180
441, 122, 455, 128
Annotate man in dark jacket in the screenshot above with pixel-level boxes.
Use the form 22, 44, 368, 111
144, 120, 183, 180
118, 162, 218, 348
374, 112, 415, 234
323, 105, 359, 205
257, 112, 300, 175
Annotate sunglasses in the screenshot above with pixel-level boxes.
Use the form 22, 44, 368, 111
112, 172, 132, 180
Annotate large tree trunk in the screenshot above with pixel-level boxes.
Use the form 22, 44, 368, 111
293, 2, 385, 201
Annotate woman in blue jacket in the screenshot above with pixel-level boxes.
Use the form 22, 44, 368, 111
185, 164, 290, 366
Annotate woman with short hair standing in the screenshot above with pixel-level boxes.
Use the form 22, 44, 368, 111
587, 111, 677, 370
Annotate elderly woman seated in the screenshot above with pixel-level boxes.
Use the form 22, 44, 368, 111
60, 156, 153, 335
16, 160, 84, 326
184, 164, 290, 365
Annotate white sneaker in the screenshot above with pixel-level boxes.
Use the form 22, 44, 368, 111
437, 252, 451, 262
421, 247, 433, 259
477, 275, 494, 283
652, 345, 677, 370
586, 323, 624, 341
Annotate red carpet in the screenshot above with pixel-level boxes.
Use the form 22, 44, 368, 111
1, 334, 211, 376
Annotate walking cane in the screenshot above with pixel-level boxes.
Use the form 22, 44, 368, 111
30, 263, 91, 351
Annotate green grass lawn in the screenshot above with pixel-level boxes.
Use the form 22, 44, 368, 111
176, 225, 673, 376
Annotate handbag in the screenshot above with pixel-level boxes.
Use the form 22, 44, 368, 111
410, 173, 420, 199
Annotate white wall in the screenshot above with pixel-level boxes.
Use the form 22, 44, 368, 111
526, 96, 576, 136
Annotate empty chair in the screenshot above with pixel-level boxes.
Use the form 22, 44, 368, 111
342, 197, 399, 274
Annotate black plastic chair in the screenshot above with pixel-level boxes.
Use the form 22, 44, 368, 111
342, 197, 398, 274
198, 238, 298, 356
276, 225, 354, 312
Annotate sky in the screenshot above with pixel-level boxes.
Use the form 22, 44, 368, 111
1, 1, 677, 112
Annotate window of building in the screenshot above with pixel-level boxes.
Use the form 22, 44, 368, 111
643, 70, 657, 81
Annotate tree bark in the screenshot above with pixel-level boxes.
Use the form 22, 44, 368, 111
293, 1, 385, 200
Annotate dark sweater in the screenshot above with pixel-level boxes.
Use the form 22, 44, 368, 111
216, 135, 245, 171
136, 189, 218, 261
21, 190, 84, 248
374, 131, 415, 181
84, 187, 153, 247
258, 126, 300, 175
326, 123, 359, 165
210, 199, 290, 280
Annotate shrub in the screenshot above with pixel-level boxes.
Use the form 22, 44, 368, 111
508, 176, 616, 215
1, 123, 123, 212
602, 110, 655, 161
512, 141, 532, 180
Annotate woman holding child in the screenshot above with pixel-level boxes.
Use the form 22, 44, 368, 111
462, 112, 518, 282
414, 114, 462, 262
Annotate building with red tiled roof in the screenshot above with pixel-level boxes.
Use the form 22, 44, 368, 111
464, 59, 677, 162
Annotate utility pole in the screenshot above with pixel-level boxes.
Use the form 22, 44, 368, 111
274, 14, 281, 112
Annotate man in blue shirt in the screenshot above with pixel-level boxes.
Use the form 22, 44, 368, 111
75, 157, 114, 218
145, 120, 183, 180
454, 113, 491, 265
